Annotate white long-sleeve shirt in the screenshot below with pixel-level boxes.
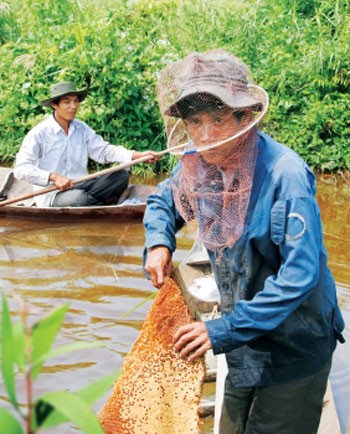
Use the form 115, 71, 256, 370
14, 114, 134, 207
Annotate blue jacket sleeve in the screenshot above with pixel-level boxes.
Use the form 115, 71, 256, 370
143, 163, 185, 253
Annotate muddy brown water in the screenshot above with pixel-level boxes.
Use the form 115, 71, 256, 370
0, 173, 349, 434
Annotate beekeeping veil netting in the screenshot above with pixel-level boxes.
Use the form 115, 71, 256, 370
157, 49, 268, 255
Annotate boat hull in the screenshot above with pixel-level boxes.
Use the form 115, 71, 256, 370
0, 167, 156, 220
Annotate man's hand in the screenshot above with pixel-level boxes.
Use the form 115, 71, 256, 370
144, 245, 172, 288
173, 322, 212, 362
49, 172, 74, 191
132, 150, 161, 164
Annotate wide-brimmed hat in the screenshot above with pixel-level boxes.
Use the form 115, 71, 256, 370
162, 50, 264, 117
40, 81, 88, 107
156, 50, 269, 156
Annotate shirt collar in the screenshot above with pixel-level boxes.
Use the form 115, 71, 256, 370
48, 114, 79, 135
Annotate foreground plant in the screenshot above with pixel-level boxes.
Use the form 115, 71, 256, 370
0, 294, 119, 434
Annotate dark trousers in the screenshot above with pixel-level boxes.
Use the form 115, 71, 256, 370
220, 358, 331, 434
52, 170, 129, 207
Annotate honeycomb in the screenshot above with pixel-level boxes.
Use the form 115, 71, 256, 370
99, 277, 206, 433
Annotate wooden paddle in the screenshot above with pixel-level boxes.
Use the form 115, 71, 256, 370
0, 147, 179, 207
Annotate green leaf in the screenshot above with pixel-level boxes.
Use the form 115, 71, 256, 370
39, 391, 105, 434
1, 295, 19, 409
31, 304, 69, 380
12, 321, 26, 372
39, 370, 121, 428
78, 369, 121, 403
31, 341, 102, 370
0, 408, 24, 434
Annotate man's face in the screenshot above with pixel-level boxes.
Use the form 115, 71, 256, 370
184, 108, 253, 165
51, 94, 80, 122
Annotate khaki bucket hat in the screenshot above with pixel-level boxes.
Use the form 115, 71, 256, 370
163, 50, 264, 117
40, 81, 88, 107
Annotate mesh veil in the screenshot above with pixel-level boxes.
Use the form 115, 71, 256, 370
157, 50, 267, 256
171, 129, 258, 255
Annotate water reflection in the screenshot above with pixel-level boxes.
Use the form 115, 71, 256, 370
317, 173, 350, 287
0, 174, 349, 433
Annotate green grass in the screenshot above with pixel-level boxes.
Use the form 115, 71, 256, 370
0, 0, 349, 173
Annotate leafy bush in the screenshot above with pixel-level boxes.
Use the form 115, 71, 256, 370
0, 0, 348, 173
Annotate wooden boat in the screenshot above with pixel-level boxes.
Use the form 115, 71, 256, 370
173, 241, 219, 422
175, 241, 342, 433
0, 167, 157, 220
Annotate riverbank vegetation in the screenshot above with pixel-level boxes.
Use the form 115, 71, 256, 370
0, 0, 349, 174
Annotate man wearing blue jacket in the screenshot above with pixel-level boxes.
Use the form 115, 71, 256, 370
143, 50, 345, 433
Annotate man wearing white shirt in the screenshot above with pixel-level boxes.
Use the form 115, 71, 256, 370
14, 81, 158, 207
